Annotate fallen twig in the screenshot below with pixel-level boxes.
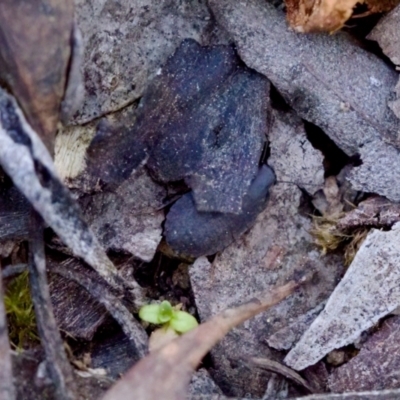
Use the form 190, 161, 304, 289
249, 357, 314, 393
0, 86, 124, 291
28, 211, 76, 400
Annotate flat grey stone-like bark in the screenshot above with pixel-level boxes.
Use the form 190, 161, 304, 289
209, 0, 400, 202
285, 222, 400, 370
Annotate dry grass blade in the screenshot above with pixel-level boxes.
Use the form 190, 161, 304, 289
102, 275, 311, 400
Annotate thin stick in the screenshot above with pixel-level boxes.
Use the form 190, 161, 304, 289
0, 270, 16, 400
28, 210, 76, 400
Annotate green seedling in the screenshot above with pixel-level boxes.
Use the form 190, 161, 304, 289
139, 300, 198, 334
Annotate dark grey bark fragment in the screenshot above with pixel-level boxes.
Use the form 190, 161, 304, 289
209, 0, 400, 203
87, 39, 268, 214
146, 41, 268, 214
0, 186, 29, 241
90, 332, 142, 379
165, 165, 275, 258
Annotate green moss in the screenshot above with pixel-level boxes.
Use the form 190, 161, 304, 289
4, 271, 38, 349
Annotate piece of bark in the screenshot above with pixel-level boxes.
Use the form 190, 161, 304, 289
90, 332, 142, 379
0, 87, 124, 290
328, 315, 400, 392
188, 369, 223, 398
81, 167, 165, 262
337, 196, 400, 230
189, 108, 343, 396
209, 0, 400, 203
49, 258, 148, 356
72, 0, 226, 124
368, 5, 400, 121
269, 110, 324, 195
368, 5, 400, 67
0, 186, 29, 241
267, 302, 326, 351
165, 165, 275, 258
285, 221, 400, 370
49, 273, 108, 341
101, 278, 306, 400
0, 0, 74, 152
56, 102, 165, 262
146, 41, 268, 214
87, 39, 268, 214
55, 101, 137, 183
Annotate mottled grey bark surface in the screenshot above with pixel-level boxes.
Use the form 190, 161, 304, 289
209, 0, 400, 203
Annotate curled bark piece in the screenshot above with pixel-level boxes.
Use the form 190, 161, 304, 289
101, 276, 310, 400
28, 211, 76, 400
0, 264, 15, 400
0, 0, 74, 152
0, 88, 123, 290
50, 259, 148, 356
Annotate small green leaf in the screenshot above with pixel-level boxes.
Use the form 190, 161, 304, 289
139, 304, 163, 324
170, 310, 198, 333
158, 300, 173, 323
